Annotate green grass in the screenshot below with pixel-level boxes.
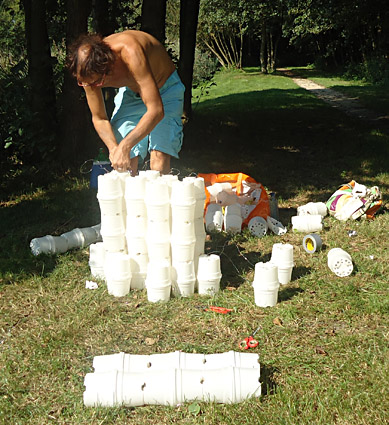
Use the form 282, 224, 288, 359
0, 68, 388, 424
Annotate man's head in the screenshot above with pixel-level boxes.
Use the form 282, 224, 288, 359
67, 34, 116, 84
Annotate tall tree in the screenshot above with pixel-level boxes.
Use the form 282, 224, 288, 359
178, 0, 200, 119
21, 0, 57, 161
141, 0, 167, 43
59, 0, 94, 166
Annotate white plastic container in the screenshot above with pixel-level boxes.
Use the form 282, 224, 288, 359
171, 202, 195, 223
291, 215, 323, 233
97, 173, 123, 199
145, 170, 161, 181
171, 180, 196, 205
327, 248, 353, 277
131, 272, 146, 290
146, 203, 170, 222
146, 261, 172, 302
30, 235, 68, 255
147, 219, 171, 241
129, 253, 149, 274
98, 195, 123, 217
126, 237, 148, 256
224, 213, 242, 234
171, 220, 195, 241
80, 227, 100, 246
101, 231, 126, 253
101, 214, 125, 235
266, 216, 287, 235
89, 242, 106, 279
297, 202, 327, 217
270, 243, 294, 285
124, 198, 147, 218
105, 252, 132, 297
205, 204, 223, 232
125, 175, 147, 200
126, 215, 147, 238
248, 216, 268, 238
171, 240, 195, 263
252, 262, 280, 307
145, 179, 170, 205
197, 254, 222, 295
241, 204, 256, 220
147, 238, 171, 262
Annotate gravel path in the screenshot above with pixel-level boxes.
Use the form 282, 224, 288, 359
278, 68, 389, 134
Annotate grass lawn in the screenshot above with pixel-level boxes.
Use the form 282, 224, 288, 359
0, 68, 388, 424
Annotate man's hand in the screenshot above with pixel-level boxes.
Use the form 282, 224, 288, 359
109, 143, 132, 172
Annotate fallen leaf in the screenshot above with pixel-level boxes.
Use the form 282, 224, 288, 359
273, 317, 283, 326
145, 337, 158, 346
315, 346, 328, 356
226, 286, 237, 291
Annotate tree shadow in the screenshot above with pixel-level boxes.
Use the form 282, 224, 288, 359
278, 286, 304, 302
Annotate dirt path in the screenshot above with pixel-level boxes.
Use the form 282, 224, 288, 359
278, 68, 389, 134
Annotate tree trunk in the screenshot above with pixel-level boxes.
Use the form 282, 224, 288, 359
21, 0, 57, 161
59, 0, 95, 167
260, 18, 267, 73
141, 0, 167, 43
178, 0, 200, 120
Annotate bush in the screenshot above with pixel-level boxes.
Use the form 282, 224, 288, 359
344, 57, 389, 84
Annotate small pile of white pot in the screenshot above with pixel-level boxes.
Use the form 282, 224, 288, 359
90, 170, 222, 301
83, 350, 261, 407
252, 243, 294, 307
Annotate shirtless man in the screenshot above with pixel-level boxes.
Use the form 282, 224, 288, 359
67, 30, 185, 174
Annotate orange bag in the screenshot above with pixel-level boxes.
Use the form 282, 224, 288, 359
198, 172, 270, 227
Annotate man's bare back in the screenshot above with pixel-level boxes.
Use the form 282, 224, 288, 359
103, 31, 175, 92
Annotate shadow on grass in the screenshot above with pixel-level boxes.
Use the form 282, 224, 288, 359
278, 286, 304, 303
260, 364, 279, 396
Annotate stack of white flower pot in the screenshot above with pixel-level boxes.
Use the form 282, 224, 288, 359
270, 243, 294, 285
83, 350, 261, 407
224, 203, 243, 234
92, 171, 220, 300
252, 262, 280, 307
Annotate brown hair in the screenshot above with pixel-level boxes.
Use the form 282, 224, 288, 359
66, 33, 116, 79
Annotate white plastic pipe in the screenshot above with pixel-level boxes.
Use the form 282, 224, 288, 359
84, 365, 261, 407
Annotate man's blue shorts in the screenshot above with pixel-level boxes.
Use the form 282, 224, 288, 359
110, 70, 185, 161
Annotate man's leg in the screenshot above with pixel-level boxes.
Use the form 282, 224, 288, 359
150, 150, 171, 174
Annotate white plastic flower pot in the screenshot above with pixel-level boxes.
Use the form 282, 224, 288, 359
271, 243, 294, 268
89, 242, 106, 278
171, 180, 196, 205
205, 205, 223, 232
101, 214, 125, 235
297, 202, 327, 217
291, 215, 323, 233
125, 175, 147, 200
147, 239, 171, 262
173, 279, 195, 297
130, 272, 146, 289
224, 213, 242, 234
104, 252, 131, 276
101, 232, 126, 253
83, 371, 118, 407
61, 228, 86, 249
241, 204, 256, 220
194, 234, 206, 258
126, 236, 148, 256
197, 276, 221, 295
253, 261, 279, 285
145, 170, 161, 181
248, 216, 268, 238
146, 260, 171, 283
171, 202, 196, 223
276, 266, 293, 285
124, 198, 147, 218
146, 282, 171, 303
171, 220, 195, 241
225, 203, 242, 216
253, 285, 279, 307
171, 238, 195, 262
147, 219, 171, 241
194, 199, 206, 219
107, 275, 131, 297
145, 180, 169, 205
266, 216, 287, 235
327, 248, 353, 277
126, 215, 147, 239
194, 217, 206, 237
97, 173, 123, 199
172, 260, 195, 283
129, 253, 149, 274
146, 203, 170, 222
197, 254, 222, 276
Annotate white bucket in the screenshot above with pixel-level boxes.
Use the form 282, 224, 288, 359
248, 216, 268, 238
291, 215, 323, 233
126, 215, 147, 239
327, 248, 353, 277
146, 282, 171, 303
197, 254, 222, 276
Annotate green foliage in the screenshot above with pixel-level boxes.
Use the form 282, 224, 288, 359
344, 57, 389, 84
